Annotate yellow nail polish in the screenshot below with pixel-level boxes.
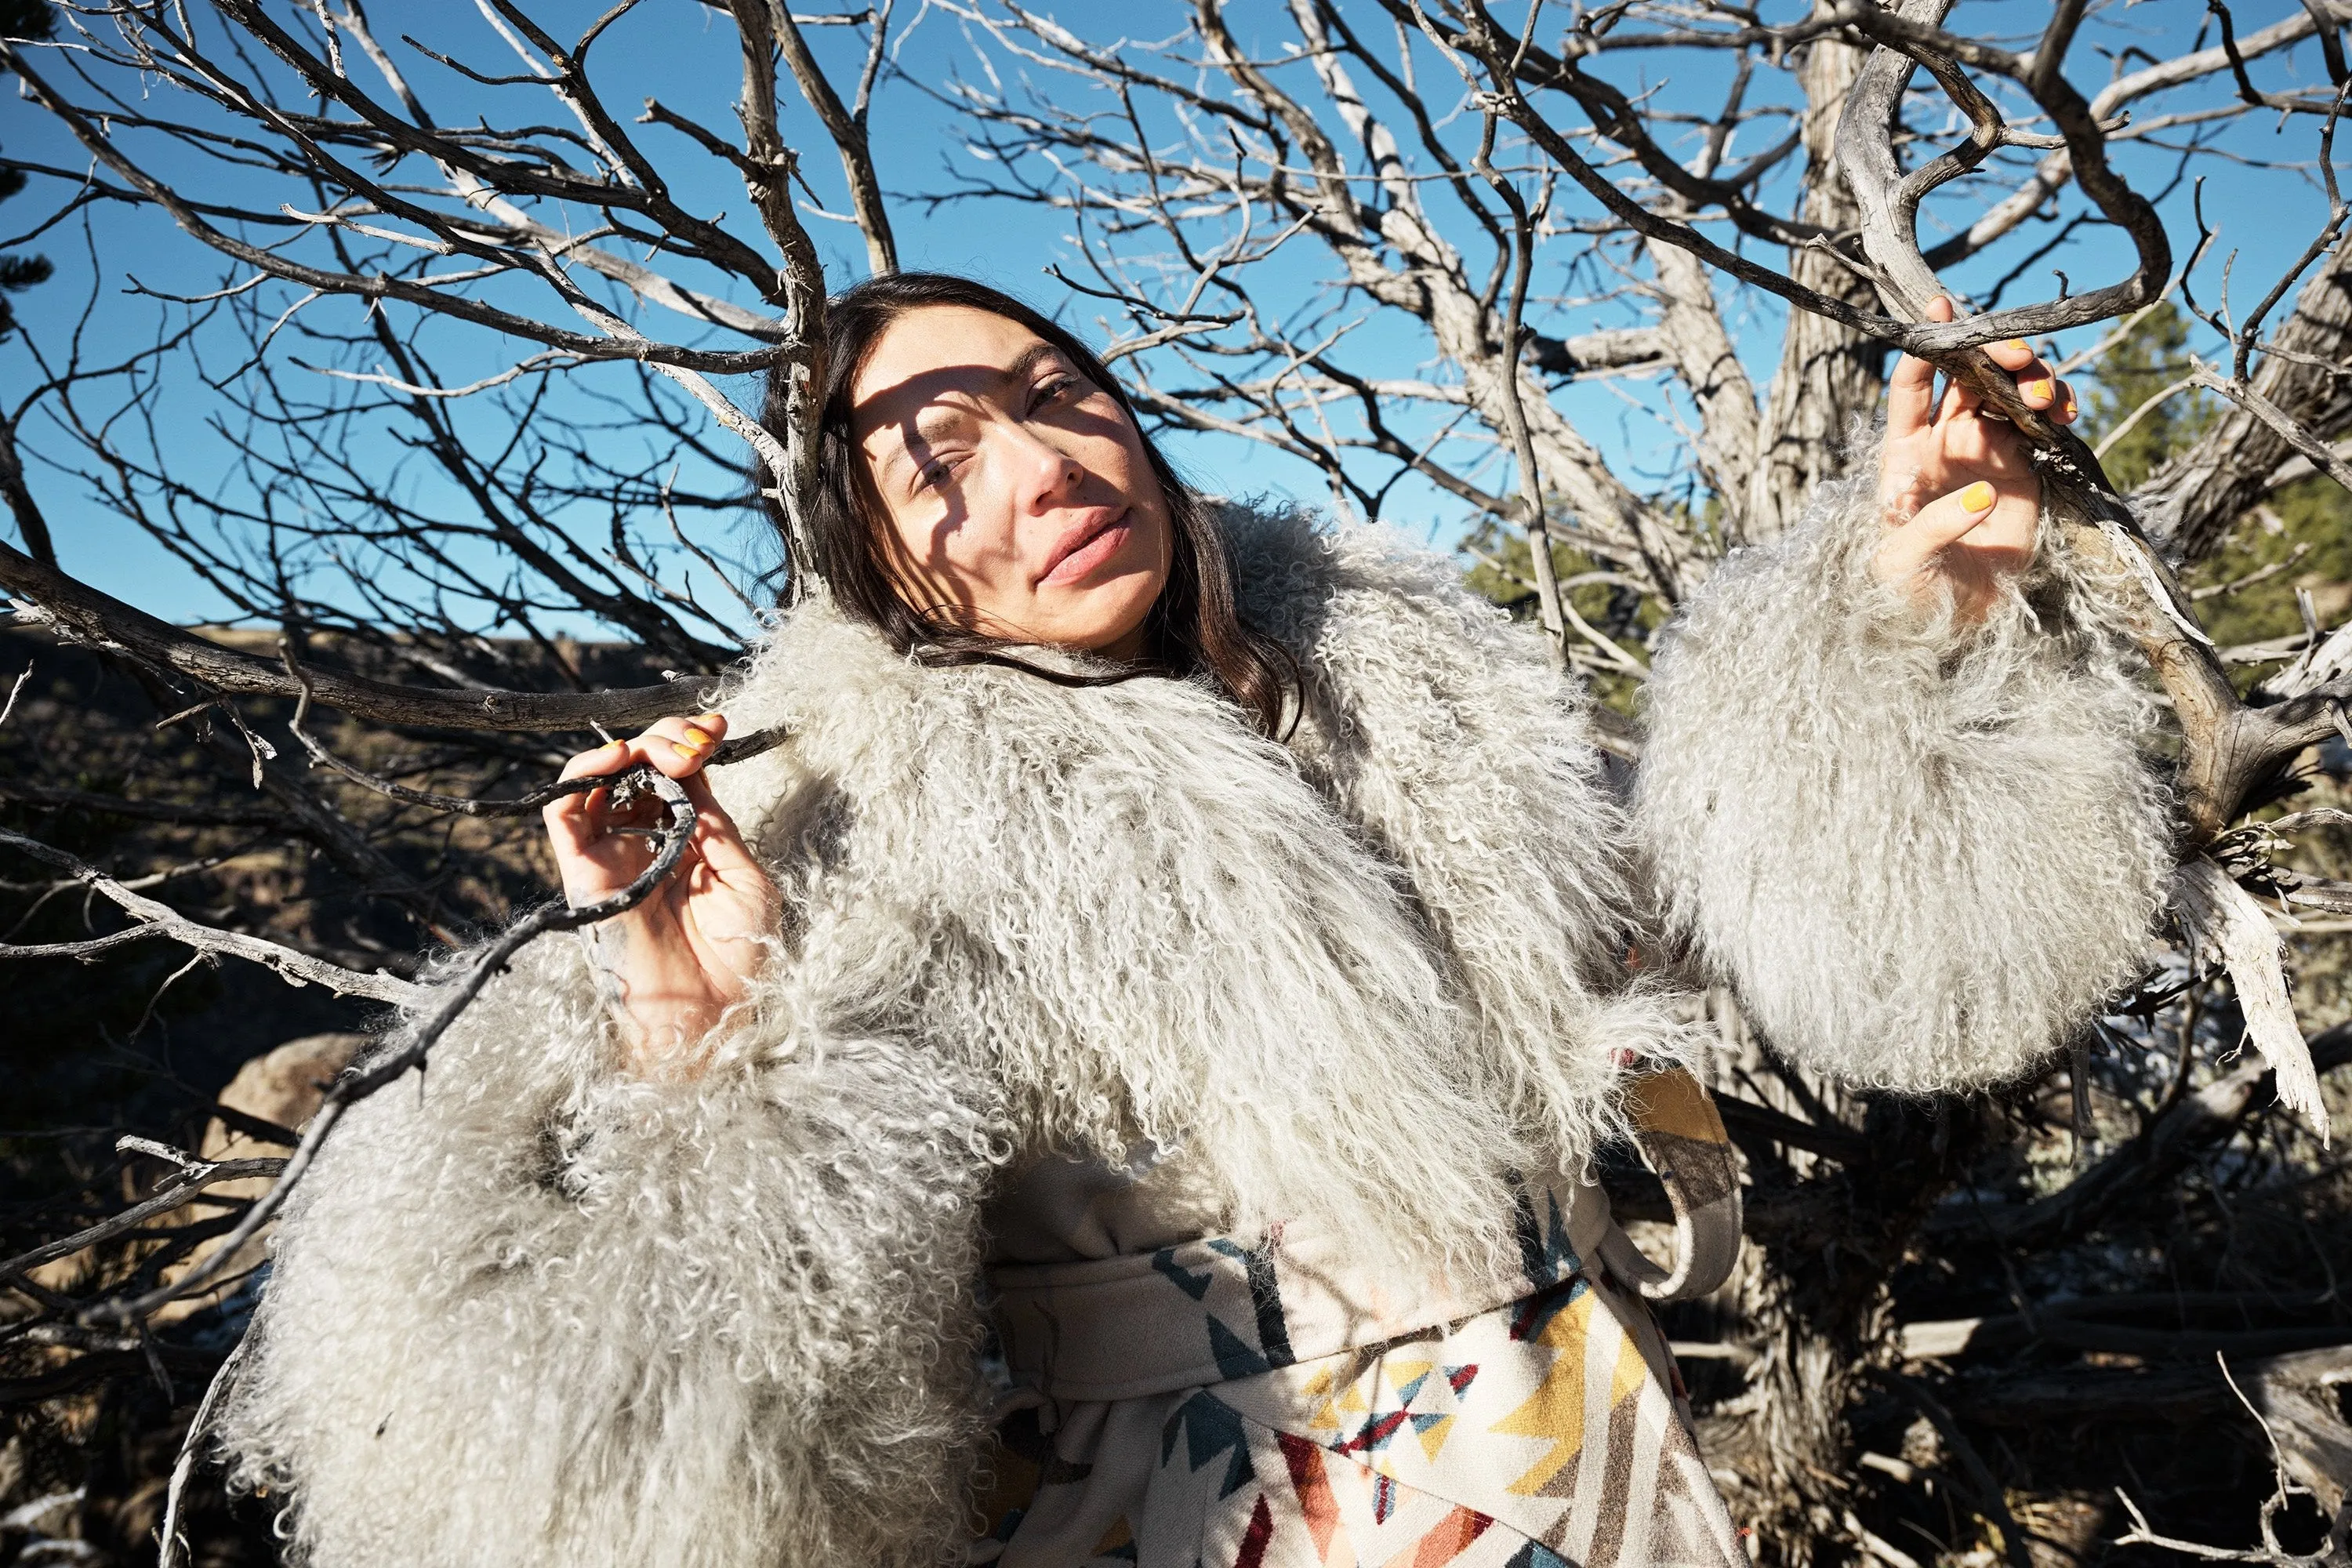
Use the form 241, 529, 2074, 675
681, 725, 713, 748
1961, 481, 1996, 512
2002, 339, 2029, 354
669, 739, 699, 761
2030, 377, 2053, 401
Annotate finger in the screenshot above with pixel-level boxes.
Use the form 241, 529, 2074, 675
1940, 391, 2038, 463
1889, 354, 1937, 440
557, 736, 634, 784
630, 711, 728, 780
1888, 296, 1954, 439
544, 797, 608, 863
660, 716, 763, 878
2053, 378, 2078, 424
546, 739, 632, 848
679, 782, 759, 884
544, 713, 730, 862
2011, 356, 2057, 410
676, 772, 773, 888
675, 711, 728, 772
1938, 372, 1976, 424
1888, 479, 2002, 573
1984, 335, 2036, 372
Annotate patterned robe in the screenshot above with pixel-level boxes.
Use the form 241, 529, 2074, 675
973, 1073, 1748, 1568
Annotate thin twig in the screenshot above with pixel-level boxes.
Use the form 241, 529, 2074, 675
157, 1331, 253, 1568
0, 664, 29, 728
0, 830, 423, 1006
281, 647, 786, 818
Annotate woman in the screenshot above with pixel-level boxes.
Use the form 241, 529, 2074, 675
217, 274, 2172, 1568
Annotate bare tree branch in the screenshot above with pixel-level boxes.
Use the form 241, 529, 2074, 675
0, 829, 423, 1005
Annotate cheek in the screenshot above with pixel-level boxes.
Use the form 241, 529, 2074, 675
1107, 422, 1155, 493
885, 477, 1033, 615
1107, 431, 1171, 561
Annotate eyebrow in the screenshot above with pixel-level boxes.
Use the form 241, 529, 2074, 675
881, 342, 1070, 476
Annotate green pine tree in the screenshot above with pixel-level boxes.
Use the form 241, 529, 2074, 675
1459, 514, 1668, 717
2085, 302, 2352, 662
0, 0, 56, 342
2083, 299, 2215, 493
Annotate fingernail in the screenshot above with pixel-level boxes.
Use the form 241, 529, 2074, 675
681, 725, 713, 748
1961, 481, 1996, 513
2030, 377, 2053, 401
669, 739, 700, 761
2003, 339, 2028, 354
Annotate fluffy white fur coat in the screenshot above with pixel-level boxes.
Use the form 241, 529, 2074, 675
216, 493, 2170, 1566
1636, 459, 2175, 1089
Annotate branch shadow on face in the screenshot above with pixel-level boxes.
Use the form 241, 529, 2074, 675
853, 354, 1144, 645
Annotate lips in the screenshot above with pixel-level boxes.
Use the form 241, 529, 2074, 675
1038, 508, 1132, 586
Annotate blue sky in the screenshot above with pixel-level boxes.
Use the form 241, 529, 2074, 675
0, 0, 2339, 633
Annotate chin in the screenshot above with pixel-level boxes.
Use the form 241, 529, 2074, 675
1056, 575, 1163, 656
1051, 526, 1171, 655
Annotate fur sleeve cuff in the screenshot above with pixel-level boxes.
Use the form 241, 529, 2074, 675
1632, 460, 2174, 1091
216, 936, 997, 1568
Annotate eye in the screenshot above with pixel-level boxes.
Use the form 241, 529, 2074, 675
913, 452, 969, 492
1031, 374, 1082, 410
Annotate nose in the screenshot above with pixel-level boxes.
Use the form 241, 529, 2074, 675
1004, 422, 1084, 514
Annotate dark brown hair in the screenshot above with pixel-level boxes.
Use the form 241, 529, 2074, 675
757, 271, 1296, 735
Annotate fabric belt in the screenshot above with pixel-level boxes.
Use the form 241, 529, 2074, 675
989, 1176, 1616, 1404
986, 1069, 1744, 1406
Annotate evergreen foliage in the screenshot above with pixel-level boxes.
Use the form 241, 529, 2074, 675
1459, 515, 1664, 714
0, 0, 55, 343
2082, 302, 2352, 659
2084, 300, 2214, 492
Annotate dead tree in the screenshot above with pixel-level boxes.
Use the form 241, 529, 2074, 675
2, 2, 2351, 1563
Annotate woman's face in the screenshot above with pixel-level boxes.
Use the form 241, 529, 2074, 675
849, 305, 1174, 661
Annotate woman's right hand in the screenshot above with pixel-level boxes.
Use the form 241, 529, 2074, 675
543, 712, 780, 1072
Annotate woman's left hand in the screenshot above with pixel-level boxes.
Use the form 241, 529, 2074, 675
1871, 294, 2078, 622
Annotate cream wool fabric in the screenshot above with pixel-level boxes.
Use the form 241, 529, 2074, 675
217, 497, 2168, 1566
1635, 456, 2175, 1091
